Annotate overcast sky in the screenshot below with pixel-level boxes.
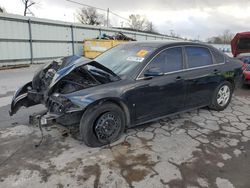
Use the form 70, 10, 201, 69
0, 0, 250, 40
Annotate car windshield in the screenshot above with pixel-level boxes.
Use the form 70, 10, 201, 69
94, 44, 156, 76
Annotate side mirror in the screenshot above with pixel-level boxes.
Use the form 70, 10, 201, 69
144, 67, 164, 77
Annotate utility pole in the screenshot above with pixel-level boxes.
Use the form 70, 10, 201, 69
106, 8, 109, 27
169, 29, 174, 37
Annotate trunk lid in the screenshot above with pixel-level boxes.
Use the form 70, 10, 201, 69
231, 32, 250, 57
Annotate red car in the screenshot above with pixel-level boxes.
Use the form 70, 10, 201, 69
231, 32, 250, 85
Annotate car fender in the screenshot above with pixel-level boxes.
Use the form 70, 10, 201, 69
66, 91, 132, 126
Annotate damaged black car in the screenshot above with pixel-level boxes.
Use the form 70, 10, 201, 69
10, 42, 242, 147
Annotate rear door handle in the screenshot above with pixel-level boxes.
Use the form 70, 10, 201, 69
214, 69, 221, 74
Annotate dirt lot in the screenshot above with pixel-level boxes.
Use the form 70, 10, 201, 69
0, 66, 250, 188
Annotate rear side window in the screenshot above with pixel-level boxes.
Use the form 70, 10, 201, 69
186, 47, 213, 68
147, 47, 183, 73
210, 48, 225, 64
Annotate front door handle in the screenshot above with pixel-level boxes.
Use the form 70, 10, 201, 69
176, 76, 182, 81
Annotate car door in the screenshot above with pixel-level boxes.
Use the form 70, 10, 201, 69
129, 47, 188, 124
184, 46, 223, 108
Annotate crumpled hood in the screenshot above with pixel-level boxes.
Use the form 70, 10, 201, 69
231, 32, 250, 57
48, 56, 118, 92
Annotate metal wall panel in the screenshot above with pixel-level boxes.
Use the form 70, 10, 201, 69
73, 27, 86, 42
146, 36, 157, 40
75, 28, 100, 41
0, 41, 30, 60
32, 23, 71, 41
74, 43, 84, 56
0, 14, 183, 65
0, 19, 29, 39
33, 42, 72, 58
101, 30, 117, 37
136, 34, 147, 41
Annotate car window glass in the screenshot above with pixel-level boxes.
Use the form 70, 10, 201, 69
210, 48, 225, 64
186, 47, 213, 68
145, 47, 183, 73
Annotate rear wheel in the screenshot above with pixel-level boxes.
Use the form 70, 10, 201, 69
209, 81, 233, 111
80, 102, 125, 147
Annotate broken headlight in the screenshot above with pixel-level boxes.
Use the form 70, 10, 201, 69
47, 93, 81, 114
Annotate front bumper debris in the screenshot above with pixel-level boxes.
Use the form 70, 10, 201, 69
29, 112, 60, 126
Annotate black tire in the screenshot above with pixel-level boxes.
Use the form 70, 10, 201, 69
80, 102, 125, 147
209, 81, 233, 111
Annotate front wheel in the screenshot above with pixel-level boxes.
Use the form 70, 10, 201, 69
80, 102, 125, 147
209, 81, 233, 111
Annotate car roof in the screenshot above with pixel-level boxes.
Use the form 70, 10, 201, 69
123, 41, 212, 49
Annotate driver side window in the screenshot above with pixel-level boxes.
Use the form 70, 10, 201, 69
144, 47, 183, 74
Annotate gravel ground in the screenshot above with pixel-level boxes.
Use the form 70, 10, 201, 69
0, 66, 250, 188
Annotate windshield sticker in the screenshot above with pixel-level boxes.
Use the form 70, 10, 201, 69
136, 49, 149, 57
127, 56, 145, 62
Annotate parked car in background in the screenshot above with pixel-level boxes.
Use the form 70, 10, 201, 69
10, 41, 242, 147
231, 32, 250, 85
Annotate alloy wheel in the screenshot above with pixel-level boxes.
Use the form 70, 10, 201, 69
217, 85, 230, 107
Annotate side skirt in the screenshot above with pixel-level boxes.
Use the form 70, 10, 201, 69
129, 104, 210, 128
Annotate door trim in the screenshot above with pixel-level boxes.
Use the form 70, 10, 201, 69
137, 63, 225, 81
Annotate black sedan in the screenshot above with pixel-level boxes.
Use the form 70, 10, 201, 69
10, 41, 242, 147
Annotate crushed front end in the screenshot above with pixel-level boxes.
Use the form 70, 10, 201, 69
9, 55, 119, 126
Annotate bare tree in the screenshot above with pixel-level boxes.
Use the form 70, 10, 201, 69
145, 21, 156, 33
207, 36, 223, 44
77, 7, 105, 26
128, 14, 156, 32
222, 29, 234, 44
0, 6, 6, 13
22, 0, 36, 16
206, 30, 234, 44
128, 14, 148, 31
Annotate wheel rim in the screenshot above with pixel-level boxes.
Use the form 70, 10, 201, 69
217, 85, 230, 107
94, 112, 121, 143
